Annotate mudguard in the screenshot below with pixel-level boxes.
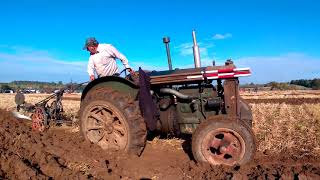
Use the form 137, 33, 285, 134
81, 76, 139, 101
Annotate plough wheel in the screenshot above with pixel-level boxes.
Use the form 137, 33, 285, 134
31, 107, 47, 132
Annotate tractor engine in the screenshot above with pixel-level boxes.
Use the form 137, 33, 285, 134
157, 84, 223, 135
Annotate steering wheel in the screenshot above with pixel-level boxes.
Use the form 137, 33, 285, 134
119, 68, 131, 77
119, 68, 139, 82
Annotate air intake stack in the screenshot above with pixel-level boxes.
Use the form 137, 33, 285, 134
163, 37, 173, 70
192, 30, 201, 68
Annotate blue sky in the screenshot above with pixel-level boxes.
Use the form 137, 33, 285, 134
0, 0, 319, 83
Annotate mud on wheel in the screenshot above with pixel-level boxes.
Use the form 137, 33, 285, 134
79, 88, 147, 155
192, 117, 256, 166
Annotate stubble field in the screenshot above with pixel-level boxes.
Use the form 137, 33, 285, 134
0, 90, 319, 179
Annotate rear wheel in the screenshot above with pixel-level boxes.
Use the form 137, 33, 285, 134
192, 117, 256, 166
79, 88, 147, 155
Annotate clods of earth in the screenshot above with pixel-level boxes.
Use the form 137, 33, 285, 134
0, 109, 319, 179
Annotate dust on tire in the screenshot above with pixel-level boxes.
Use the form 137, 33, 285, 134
79, 87, 147, 155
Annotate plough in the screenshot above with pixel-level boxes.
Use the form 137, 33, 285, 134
14, 82, 88, 131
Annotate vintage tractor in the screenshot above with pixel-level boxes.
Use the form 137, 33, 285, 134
79, 31, 256, 166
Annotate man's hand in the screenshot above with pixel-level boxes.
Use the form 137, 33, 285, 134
90, 75, 95, 81
128, 68, 136, 76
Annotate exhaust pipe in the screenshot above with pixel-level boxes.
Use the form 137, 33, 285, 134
192, 30, 201, 68
163, 37, 173, 70
160, 88, 197, 100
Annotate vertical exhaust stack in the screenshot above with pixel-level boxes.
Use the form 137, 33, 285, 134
192, 30, 201, 68
163, 37, 173, 70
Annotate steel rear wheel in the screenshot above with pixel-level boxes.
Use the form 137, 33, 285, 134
85, 103, 128, 150
79, 88, 147, 155
192, 117, 256, 166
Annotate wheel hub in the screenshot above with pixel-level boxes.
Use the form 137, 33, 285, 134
202, 128, 245, 166
105, 122, 114, 134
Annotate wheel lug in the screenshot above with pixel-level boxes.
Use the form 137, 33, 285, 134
220, 146, 227, 153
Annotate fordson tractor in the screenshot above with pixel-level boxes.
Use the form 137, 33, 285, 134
78, 31, 256, 166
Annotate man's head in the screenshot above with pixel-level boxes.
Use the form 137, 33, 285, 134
83, 37, 99, 54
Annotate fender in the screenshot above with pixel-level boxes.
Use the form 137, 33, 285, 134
81, 76, 139, 101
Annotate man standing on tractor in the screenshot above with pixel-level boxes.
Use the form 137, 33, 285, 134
83, 37, 135, 81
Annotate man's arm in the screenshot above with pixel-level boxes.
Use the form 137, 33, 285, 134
87, 57, 95, 80
108, 45, 130, 69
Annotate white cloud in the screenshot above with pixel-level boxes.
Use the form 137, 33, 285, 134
174, 42, 214, 57
174, 42, 193, 56
0, 46, 88, 83
130, 61, 168, 72
235, 53, 320, 84
212, 33, 232, 40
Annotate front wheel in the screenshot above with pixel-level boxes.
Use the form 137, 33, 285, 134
192, 117, 256, 166
79, 88, 147, 155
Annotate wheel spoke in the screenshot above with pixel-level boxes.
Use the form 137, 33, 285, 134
96, 132, 108, 146
90, 113, 105, 122
87, 124, 104, 131
114, 130, 127, 149
114, 129, 126, 141
101, 110, 114, 124
95, 106, 103, 112
113, 122, 126, 135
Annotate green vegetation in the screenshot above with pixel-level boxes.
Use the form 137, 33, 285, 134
241, 78, 320, 90
0, 81, 85, 93
290, 78, 320, 90
265, 82, 308, 90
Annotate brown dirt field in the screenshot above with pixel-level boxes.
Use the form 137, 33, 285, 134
1, 108, 320, 180
1, 90, 320, 179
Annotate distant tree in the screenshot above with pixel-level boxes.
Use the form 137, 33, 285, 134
290, 78, 320, 89
311, 79, 320, 90
1, 84, 12, 90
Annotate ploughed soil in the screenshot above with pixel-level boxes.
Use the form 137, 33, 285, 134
1, 109, 319, 180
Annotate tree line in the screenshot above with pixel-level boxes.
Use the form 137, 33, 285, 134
0, 80, 85, 93
290, 78, 320, 90
241, 78, 320, 90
